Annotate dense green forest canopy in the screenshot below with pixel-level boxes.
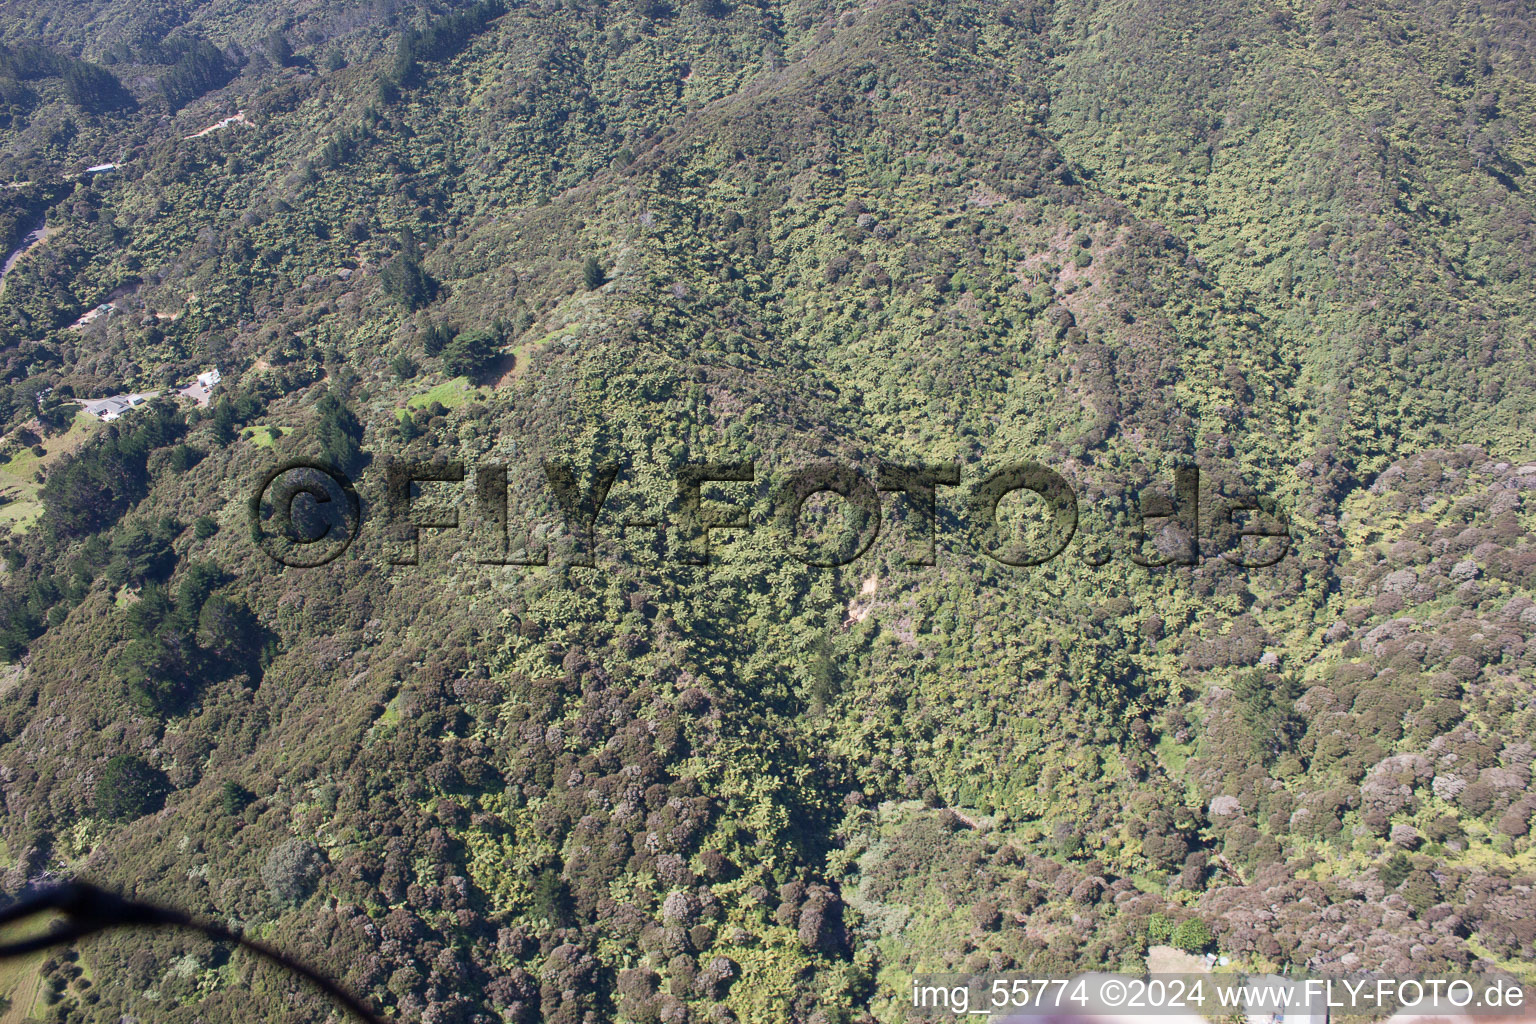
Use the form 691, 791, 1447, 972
0, 0, 1533, 1021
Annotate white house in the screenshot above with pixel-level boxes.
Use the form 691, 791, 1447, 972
95, 397, 133, 421
196, 368, 221, 388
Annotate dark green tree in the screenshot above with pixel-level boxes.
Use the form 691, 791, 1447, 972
441, 327, 500, 379
121, 631, 196, 715
583, 256, 607, 290
532, 867, 574, 926
221, 780, 253, 815
63, 60, 133, 113
158, 39, 234, 110
167, 443, 204, 472
382, 233, 436, 310
103, 516, 179, 587
95, 755, 169, 821
209, 397, 237, 445
264, 31, 294, 67
314, 390, 364, 472
197, 592, 259, 665
1232, 669, 1305, 759
40, 403, 184, 538
422, 322, 455, 356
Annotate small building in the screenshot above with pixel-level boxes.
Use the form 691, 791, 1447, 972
95, 397, 132, 421
177, 368, 221, 408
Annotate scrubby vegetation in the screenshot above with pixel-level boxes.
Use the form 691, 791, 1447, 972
0, 0, 1533, 1021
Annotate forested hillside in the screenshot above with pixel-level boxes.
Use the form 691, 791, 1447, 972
0, 0, 1533, 1021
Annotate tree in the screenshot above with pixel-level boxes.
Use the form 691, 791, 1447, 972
1400, 870, 1439, 914
390, 32, 419, 86
121, 629, 196, 715
210, 397, 237, 444
1170, 918, 1214, 955
221, 780, 253, 815
264, 31, 294, 67
36, 394, 74, 432
1379, 852, 1412, 889
158, 39, 234, 111
95, 755, 169, 821
103, 516, 178, 586
382, 234, 435, 310
115, 563, 228, 715
63, 60, 133, 113
1232, 669, 1304, 759
197, 592, 259, 664
532, 868, 573, 926
168, 443, 204, 472
40, 403, 185, 538
422, 321, 455, 356
583, 256, 606, 290
262, 838, 324, 905
314, 390, 364, 472
173, 562, 227, 629
441, 327, 500, 379
388, 1, 504, 87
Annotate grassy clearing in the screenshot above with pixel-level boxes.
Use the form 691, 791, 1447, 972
379, 692, 404, 725
364, 692, 406, 746
499, 326, 580, 381
0, 488, 39, 534
0, 913, 64, 1024
0, 410, 98, 535
241, 425, 283, 447
1154, 733, 1191, 774
406, 376, 480, 410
